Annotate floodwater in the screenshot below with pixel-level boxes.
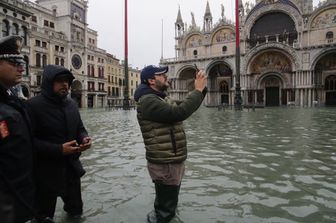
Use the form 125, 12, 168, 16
54, 107, 336, 223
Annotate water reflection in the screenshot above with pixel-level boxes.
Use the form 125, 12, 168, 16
54, 107, 336, 223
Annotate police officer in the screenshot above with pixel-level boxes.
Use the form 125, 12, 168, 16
0, 35, 35, 223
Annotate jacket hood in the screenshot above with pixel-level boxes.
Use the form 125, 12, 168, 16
41, 65, 74, 101
134, 83, 166, 102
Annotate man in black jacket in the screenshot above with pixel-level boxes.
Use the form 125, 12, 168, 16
26, 65, 92, 219
0, 35, 35, 223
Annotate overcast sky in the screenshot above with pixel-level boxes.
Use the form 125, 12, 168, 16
87, 0, 320, 69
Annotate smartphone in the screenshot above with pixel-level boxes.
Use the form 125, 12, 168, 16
194, 64, 199, 72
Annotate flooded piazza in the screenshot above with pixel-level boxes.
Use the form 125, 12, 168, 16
54, 107, 336, 223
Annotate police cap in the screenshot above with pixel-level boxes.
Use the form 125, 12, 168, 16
0, 35, 25, 66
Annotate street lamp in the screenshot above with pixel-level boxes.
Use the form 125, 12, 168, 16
123, 0, 130, 110
234, 0, 242, 110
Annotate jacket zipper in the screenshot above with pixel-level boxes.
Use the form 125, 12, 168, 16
170, 128, 177, 155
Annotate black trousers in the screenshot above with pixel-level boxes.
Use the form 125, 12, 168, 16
36, 177, 83, 219
0, 190, 33, 223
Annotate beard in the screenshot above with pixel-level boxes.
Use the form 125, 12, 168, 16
56, 89, 69, 98
155, 79, 169, 92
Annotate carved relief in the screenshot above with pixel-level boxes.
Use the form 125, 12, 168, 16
212, 28, 235, 43
311, 8, 336, 29
186, 35, 203, 48
251, 51, 292, 74
243, 43, 299, 72
264, 76, 280, 87
303, 53, 310, 64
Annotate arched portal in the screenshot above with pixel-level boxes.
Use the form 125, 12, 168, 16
265, 76, 281, 106
248, 50, 293, 106
71, 80, 82, 108
170, 66, 198, 102
219, 80, 229, 104
314, 52, 336, 105
179, 66, 196, 92
260, 75, 283, 106
325, 75, 336, 106
207, 63, 233, 106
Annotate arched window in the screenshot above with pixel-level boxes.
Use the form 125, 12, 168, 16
326, 31, 334, 43
250, 12, 297, 47
326, 31, 334, 39
222, 46, 227, 53
12, 23, 19, 35
193, 50, 198, 58
60, 58, 64, 66
36, 53, 41, 67
21, 26, 28, 45
42, 55, 47, 67
2, 20, 10, 36
55, 57, 59, 65
91, 66, 94, 76
87, 65, 91, 76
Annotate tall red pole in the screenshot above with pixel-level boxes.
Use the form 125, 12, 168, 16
123, 0, 130, 109
235, 0, 240, 48
124, 0, 128, 60
234, 0, 242, 110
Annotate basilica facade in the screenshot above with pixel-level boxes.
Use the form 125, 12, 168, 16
161, 0, 336, 107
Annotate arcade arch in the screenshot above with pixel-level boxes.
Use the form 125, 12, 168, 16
313, 51, 336, 105
247, 50, 294, 106
207, 62, 233, 106
71, 80, 82, 107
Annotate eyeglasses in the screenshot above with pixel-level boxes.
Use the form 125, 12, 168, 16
2, 59, 25, 67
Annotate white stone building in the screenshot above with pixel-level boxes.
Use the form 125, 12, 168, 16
1, 0, 139, 108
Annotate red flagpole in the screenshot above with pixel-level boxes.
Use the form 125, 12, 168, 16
125, 0, 128, 60
123, 0, 130, 109
234, 0, 242, 110
235, 0, 240, 48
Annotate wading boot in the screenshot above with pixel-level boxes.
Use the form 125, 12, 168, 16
147, 183, 181, 223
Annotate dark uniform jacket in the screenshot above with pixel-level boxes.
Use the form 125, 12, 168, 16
0, 84, 34, 222
26, 66, 88, 195
134, 84, 206, 164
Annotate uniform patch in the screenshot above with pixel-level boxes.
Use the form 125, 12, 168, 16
0, 120, 10, 139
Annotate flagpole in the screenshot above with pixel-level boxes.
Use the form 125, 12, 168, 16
234, 0, 242, 110
123, 0, 130, 110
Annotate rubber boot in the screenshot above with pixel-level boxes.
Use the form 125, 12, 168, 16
147, 183, 180, 223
